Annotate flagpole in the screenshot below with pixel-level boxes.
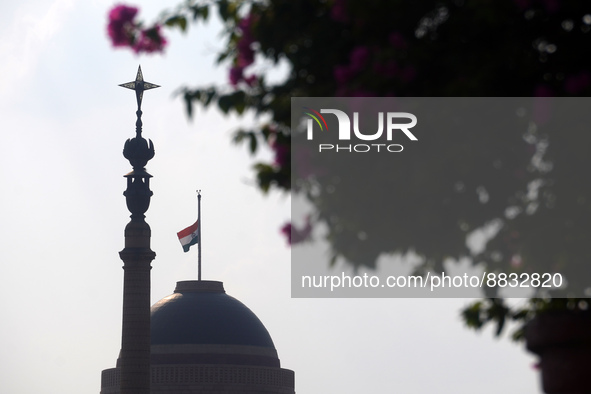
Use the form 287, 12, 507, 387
197, 190, 202, 281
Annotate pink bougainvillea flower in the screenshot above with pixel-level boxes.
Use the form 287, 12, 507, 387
333, 46, 373, 87
271, 140, 290, 168
280, 217, 312, 245
229, 66, 244, 86
229, 67, 258, 87
107, 4, 139, 47
133, 25, 167, 54
238, 14, 254, 36
280, 223, 293, 244
244, 74, 258, 87
237, 38, 255, 67
228, 13, 259, 86
236, 13, 256, 67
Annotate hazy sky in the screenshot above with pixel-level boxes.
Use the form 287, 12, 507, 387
0, 1, 540, 393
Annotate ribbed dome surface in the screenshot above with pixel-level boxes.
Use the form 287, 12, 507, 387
150, 280, 275, 349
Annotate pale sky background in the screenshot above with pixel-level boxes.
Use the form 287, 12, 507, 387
0, 1, 541, 393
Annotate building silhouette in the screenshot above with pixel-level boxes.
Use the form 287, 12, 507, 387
101, 280, 295, 393
100, 67, 295, 393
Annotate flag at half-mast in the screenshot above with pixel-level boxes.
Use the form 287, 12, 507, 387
177, 220, 199, 252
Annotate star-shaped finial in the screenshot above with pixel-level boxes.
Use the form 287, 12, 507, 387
119, 65, 160, 110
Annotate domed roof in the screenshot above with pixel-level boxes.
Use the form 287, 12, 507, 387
150, 280, 276, 349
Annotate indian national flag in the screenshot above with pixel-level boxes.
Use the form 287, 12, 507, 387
177, 220, 199, 252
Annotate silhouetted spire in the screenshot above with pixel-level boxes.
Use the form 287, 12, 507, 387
117, 65, 158, 394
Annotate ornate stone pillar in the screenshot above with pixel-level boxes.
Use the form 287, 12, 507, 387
118, 66, 159, 394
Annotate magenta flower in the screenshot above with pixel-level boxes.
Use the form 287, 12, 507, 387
280, 217, 312, 245
238, 14, 254, 36
280, 223, 292, 244
236, 13, 256, 67
237, 38, 255, 67
333, 46, 373, 88
133, 25, 167, 54
229, 67, 258, 87
229, 66, 244, 86
107, 4, 139, 47
228, 13, 259, 86
244, 74, 258, 87
272, 141, 290, 168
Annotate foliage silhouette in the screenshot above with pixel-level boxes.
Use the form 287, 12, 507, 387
107, 0, 591, 336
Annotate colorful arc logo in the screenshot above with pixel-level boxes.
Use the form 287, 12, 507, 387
303, 107, 329, 132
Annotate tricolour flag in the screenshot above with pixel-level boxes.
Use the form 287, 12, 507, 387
177, 220, 199, 252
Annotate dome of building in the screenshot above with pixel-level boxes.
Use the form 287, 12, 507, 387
151, 280, 275, 349
101, 280, 295, 394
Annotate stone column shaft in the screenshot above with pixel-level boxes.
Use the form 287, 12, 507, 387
119, 249, 154, 394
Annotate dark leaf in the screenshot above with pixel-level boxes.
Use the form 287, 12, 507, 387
217, 94, 233, 114
232, 129, 248, 144
249, 132, 257, 153
495, 315, 506, 337
192, 5, 209, 21
254, 163, 276, 193
165, 15, 187, 32
204, 89, 216, 106
217, 0, 229, 21
184, 90, 196, 119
